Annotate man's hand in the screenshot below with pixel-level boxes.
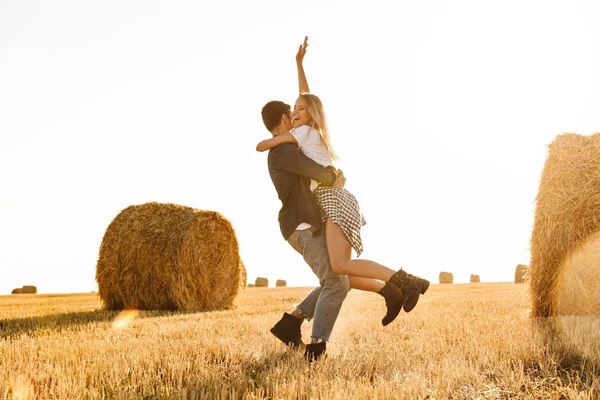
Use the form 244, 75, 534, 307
296, 36, 309, 65
333, 169, 346, 188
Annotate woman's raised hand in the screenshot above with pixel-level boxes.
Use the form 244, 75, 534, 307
296, 36, 309, 65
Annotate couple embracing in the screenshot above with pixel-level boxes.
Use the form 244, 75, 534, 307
257, 37, 429, 361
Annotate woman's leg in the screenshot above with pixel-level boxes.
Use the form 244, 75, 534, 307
326, 218, 396, 280
347, 276, 384, 292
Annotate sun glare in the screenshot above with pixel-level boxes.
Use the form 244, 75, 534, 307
111, 309, 139, 330
10, 376, 35, 400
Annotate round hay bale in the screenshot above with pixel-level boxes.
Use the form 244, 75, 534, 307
470, 274, 480, 283
514, 264, 528, 283
255, 277, 268, 287
439, 272, 453, 284
21, 286, 37, 294
95, 202, 243, 311
554, 230, 600, 316
240, 261, 247, 288
11, 288, 22, 295
276, 279, 287, 287
530, 133, 600, 317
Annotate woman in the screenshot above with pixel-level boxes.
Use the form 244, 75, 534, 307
257, 37, 429, 326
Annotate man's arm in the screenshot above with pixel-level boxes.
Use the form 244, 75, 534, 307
296, 36, 310, 94
269, 143, 337, 186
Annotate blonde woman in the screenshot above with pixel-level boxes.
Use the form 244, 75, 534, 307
257, 37, 430, 326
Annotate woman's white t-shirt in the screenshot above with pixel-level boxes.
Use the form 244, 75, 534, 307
291, 125, 334, 191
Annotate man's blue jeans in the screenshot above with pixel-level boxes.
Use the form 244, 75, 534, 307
287, 228, 349, 341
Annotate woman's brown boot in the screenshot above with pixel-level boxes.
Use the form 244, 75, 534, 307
377, 282, 406, 326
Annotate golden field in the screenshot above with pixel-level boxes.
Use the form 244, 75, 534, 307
1, 283, 599, 399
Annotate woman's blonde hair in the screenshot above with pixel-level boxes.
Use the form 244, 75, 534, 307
298, 93, 339, 161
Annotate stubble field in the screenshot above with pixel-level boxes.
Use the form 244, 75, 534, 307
1, 283, 599, 399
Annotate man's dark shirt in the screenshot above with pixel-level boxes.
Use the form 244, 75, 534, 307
268, 142, 338, 240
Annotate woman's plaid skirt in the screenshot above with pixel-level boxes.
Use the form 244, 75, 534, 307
313, 186, 367, 257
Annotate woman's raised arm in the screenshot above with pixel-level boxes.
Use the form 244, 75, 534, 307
296, 36, 310, 94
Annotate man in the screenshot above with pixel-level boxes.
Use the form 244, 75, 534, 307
261, 99, 348, 361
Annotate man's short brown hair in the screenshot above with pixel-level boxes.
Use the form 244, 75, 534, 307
261, 101, 291, 132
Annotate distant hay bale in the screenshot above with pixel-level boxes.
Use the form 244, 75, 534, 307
276, 279, 287, 287
515, 264, 528, 283
530, 133, 600, 318
470, 274, 480, 283
95, 202, 243, 311
247, 284, 255, 288
21, 286, 37, 294
255, 277, 268, 287
11, 288, 22, 295
439, 272, 453, 284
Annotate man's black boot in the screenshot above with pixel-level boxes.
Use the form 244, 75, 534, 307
389, 269, 430, 313
270, 312, 303, 349
377, 282, 406, 326
304, 341, 327, 362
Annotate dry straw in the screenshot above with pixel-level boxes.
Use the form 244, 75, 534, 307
439, 272, 453, 284
240, 261, 247, 289
21, 286, 37, 294
554, 230, 600, 315
530, 133, 600, 317
96, 202, 244, 311
514, 264, 528, 283
275, 279, 287, 287
255, 277, 268, 287
11, 288, 22, 295
470, 274, 480, 283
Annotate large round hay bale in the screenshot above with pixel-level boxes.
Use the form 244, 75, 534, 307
554, 230, 600, 316
240, 261, 247, 288
21, 286, 37, 294
255, 277, 268, 287
514, 264, 528, 283
11, 288, 22, 295
530, 133, 600, 317
276, 279, 287, 287
95, 202, 243, 311
470, 274, 480, 283
439, 272, 453, 284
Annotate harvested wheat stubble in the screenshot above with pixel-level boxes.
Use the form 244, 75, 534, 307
470, 274, 480, 283
530, 133, 600, 317
439, 272, 453, 284
11, 288, 22, 295
255, 277, 268, 287
514, 264, 528, 283
96, 202, 244, 311
275, 279, 286, 287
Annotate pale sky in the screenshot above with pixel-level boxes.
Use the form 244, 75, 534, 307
1, 0, 599, 294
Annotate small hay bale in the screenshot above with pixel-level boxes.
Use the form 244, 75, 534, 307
470, 274, 480, 283
276, 279, 287, 287
247, 284, 255, 288
255, 277, 268, 287
530, 133, 600, 317
11, 288, 22, 295
21, 286, 37, 294
439, 272, 453, 284
95, 202, 243, 311
515, 264, 528, 284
